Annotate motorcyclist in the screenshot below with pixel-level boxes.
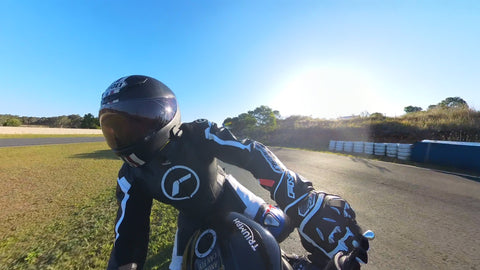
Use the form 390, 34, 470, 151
99, 75, 370, 270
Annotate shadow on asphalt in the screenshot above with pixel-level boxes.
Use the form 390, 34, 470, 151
71, 149, 120, 160
349, 157, 392, 173
433, 169, 480, 183
347, 154, 480, 182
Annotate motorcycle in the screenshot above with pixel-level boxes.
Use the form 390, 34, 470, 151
181, 211, 374, 270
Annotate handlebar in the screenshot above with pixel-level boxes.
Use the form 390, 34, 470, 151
323, 230, 375, 270
283, 230, 374, 270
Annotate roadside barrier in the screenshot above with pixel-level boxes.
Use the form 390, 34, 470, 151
335, 141, 344, 152
329, 140, 413, 160
330, 140, 479, 171
397, 144, 413, 160
344, 141, 354, 152
374, 143, 386, 156
353, 141, 364, 153
411, 140, 480, 171
328, 140, 336, 151
386, 143, 398, 158
364, 142, 374, 155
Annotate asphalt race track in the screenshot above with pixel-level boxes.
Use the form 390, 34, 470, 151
0, 137, 105, 147
222, 147, 480, 270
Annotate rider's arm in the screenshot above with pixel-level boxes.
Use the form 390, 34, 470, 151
107, 167, 153, 270
183, 120, 313, 217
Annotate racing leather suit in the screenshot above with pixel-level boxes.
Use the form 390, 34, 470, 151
106, 119, 314, 269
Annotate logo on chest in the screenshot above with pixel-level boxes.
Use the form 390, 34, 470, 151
161, 165, 200, 201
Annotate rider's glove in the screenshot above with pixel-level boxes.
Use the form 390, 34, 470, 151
295, 191, 369, 266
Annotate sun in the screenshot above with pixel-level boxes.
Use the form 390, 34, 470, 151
269, 65, 380, 119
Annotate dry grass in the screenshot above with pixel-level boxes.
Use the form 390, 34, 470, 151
0, 126, 103, 135
399, 107, 480, 129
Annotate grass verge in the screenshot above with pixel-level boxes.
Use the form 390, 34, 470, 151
0, 134, 103, 139
0, 142, 177, 269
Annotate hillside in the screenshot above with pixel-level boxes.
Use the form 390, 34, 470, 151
231, 107, 480, 151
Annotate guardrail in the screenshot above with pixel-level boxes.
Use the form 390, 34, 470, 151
329, 140, 413, 160
330, 139, 480, 172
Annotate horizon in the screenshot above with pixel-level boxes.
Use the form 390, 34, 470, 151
1, 98, 475, 124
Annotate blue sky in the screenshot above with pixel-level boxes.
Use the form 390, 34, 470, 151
1, 1, 479, 124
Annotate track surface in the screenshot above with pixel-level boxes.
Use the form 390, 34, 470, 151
0, 137, 105, 147
222, 147, 480, 270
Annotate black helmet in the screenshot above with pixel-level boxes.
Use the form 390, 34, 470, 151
99, 75, 181, 167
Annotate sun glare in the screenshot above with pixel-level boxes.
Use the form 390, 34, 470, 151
270, 66, 381, 119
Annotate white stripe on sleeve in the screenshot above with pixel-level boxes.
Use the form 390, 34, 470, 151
204, 122, 252, 151
114, 177, 132, 244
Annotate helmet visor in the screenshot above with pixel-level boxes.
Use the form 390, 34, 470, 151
100, 97, 177, 150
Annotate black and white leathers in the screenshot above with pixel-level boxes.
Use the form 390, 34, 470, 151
107, 119, 314, 269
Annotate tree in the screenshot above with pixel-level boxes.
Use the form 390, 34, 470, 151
223, 113, 257, 133
81, 113, 100, 129
3, 118, 22, 126
223, 105, 281, 135
438, 97, 468, 109
68, 114, 83, 128
20, 116, 37, 125
404, 106, 423, 113
54, 116, 71, 128
0, 114, 17, 126
248, 105, 279, 129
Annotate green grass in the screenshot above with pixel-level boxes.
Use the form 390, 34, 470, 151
0, 142, 177, 269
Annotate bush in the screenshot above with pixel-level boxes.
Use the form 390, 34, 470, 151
81, 113, 100, 129
3, 118, 22, 127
